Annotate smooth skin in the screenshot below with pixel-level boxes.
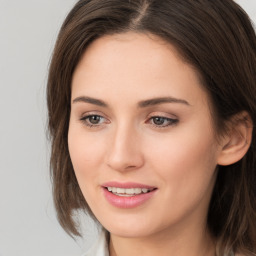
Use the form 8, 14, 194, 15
68, 32, 252, 256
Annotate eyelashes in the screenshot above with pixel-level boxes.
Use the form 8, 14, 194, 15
147, 116, 178, 127
80, 115, 109, 128
80, 114, 178, 129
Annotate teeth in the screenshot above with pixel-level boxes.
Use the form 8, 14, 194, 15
106, 187, 153, 196
117, 188, 125, 194
126, 188, 134, 194
142, 188, 148, 193
134, 188, 141, 194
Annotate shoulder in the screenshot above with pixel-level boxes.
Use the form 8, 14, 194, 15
82, 229, 109, 256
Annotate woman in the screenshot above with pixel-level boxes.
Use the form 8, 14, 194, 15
47, 0, 256, 255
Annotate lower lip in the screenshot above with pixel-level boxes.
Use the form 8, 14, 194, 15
102, 188, 157, 208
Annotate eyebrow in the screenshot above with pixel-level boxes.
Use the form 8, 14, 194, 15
72, 96, 108, 107
138, 97, 190, 107
72, 96, 190, 108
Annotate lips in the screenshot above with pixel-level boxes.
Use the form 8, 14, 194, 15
101, 182, 157, 208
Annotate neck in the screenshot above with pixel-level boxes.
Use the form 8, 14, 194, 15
109, 224, 215, 256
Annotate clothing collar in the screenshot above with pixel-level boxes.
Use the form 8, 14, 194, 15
83, 229, 109, 256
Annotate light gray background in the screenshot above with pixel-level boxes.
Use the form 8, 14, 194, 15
0, 1, 255, 256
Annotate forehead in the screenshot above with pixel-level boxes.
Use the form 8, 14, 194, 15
75, 32, 188, 77
71, 32, 208, 109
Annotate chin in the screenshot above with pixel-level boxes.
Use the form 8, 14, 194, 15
100, 215, 164, 239
107, 226, 154, 239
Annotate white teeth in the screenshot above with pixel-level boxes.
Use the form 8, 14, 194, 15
116, 188, 125, 194
134, 188, 141, 194
125, 188, 134, 194
106, 187, 153, 196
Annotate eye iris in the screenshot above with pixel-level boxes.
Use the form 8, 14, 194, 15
153, 117, 165, 125
89, 115, 101, 124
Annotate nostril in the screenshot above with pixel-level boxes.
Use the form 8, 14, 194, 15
125, 165, 137, 169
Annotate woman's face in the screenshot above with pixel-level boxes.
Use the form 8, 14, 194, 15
68, 32, 223, 238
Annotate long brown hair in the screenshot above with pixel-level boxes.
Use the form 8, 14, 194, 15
47, 0, 256, 255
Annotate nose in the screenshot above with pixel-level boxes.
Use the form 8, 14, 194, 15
106, 123, 144, 172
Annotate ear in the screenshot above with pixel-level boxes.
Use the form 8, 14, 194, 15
217, 111, 253, 166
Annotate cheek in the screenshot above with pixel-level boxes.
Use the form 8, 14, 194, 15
68, 127, 108, 211
146, 122, 218, 194
68, 125, 105, 186
141, 127, 218, 227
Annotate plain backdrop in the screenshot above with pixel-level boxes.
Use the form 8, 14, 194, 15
0, 1, 255, 256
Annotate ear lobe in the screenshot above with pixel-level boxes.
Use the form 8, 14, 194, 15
217, 112, 253, 166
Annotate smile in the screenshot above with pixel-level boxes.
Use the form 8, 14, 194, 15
106, 187, 154, 196
102, 182, 157, 208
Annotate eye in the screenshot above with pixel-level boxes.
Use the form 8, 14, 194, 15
148, 116, 178, 127
80, 114, 108, 127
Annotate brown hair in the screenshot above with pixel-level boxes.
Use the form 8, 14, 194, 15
47, 0, 256, 255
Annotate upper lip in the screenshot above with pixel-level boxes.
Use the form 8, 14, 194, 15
102, 181, 156, 189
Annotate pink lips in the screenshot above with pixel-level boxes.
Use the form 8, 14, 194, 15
102, 182, 157, 209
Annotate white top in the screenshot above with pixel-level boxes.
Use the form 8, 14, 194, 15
82, 229, 109, 256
